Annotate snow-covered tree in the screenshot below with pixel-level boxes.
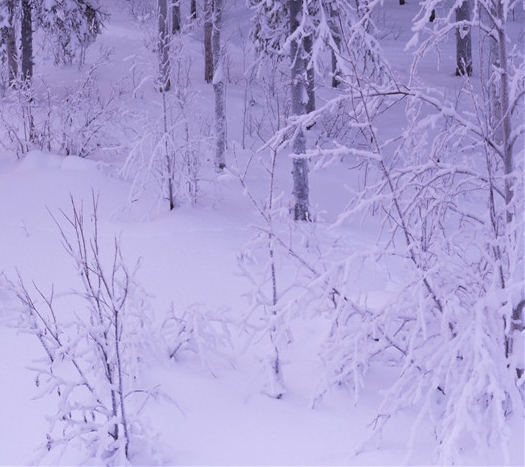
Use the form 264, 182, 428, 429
34, 0, 107, 66
249, 0, 386, 219
0, 0, 106, 87
0, 0, 33, 85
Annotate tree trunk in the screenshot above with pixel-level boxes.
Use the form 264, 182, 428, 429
329, 4, 341, 88
172, 0, 181, 33
190, 0, 197, 20
204, 0, 213, 83
304, 33, 315, 114
2, 0, 18, 86
455, 0, 472, 76
290, 0, 310, 221
213, 0, 226, 170
495, 13, 513, 227
487, 1, 522, 378
21, 0, 33, 85
158, 0, 171, 91
487, 2, 513, 224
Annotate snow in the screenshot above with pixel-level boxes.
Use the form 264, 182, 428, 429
0, 0, 523, 465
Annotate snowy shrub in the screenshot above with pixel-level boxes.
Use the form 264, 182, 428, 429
10, 195, 160, 465
55, 53, 124, 158
121, 52, 211, 212
162, 304, 236, 376
234, 148, 325, 398
0, 82, 41, 156
0, 54, 124, 159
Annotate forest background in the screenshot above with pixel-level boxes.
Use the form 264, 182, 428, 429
0, 0, 523, 465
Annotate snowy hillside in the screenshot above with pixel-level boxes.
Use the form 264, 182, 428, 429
0, 0, 523, 465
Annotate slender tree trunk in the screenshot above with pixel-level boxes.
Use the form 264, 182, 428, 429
495, 11, 513, 226
487, 2, 513, 223
172, 0, 181, 33
213, 0, 226, 170
204, 0, 213, 82
1, 0, 18, 86
190, 0, 197, 20
158, 0, 171, 91
304, 33, 315, 114
329, 4, 341, 88
485, 2, 522, 377
0, 1, 18, 87
21, 0, 33, 85
455, 0, 472, 76
290, 0, 310, 221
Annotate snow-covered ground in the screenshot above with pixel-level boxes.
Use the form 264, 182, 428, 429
0, 0, 523, 465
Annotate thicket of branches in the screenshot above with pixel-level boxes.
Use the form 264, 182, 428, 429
241, 0, 524, 463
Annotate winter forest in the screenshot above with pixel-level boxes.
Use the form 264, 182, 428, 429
0, 0, 523, 465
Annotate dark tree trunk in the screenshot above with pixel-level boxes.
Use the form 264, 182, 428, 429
329, 3, 341, 88
172, 0, 181, 33
190, 0, 197, 20
2, 0, 18, 86
455, 0, 472, 76
21, 0, 33, 84
290, 0, 310, 221
304, 33, 315, 114
213, 0, 226, 170
204, 0, 213, 82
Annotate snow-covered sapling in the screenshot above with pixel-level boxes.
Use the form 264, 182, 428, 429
11, 194, 157, 465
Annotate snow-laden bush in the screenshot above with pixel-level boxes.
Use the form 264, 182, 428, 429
121, 51, 211, 212
9, 195, 161, 465
162, 304, 236, 377
0, 54, 124, 159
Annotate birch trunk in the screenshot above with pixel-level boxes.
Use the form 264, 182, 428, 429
290, 0, 310, 221
158, 0, 171, 91
213, 0, 226, 170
